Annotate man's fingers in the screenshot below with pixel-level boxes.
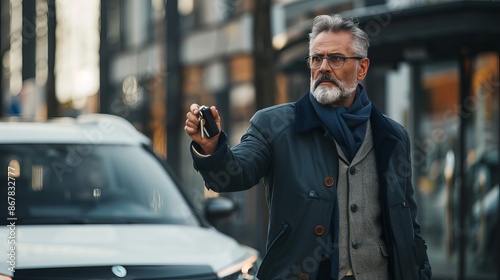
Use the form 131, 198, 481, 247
210, 106, 220, 121
185, 118, 198, 129
185, 103, 222, 143
190, 103, 200, 115
186, 111, 199, 123
184, 125, 198, 136
185, 104, 201, 137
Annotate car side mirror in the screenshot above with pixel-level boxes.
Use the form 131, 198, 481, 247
204, 196, 237, 222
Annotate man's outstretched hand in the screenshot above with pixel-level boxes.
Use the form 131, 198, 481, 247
184, 103, 221, 155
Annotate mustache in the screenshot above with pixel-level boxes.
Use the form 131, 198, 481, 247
313, 73, 340, 90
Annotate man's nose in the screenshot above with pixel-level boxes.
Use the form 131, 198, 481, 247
318, 57, 331, 73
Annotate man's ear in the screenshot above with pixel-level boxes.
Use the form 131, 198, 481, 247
357, 58, 370, 81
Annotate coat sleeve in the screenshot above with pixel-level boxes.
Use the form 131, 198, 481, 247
191, 110, 273, 193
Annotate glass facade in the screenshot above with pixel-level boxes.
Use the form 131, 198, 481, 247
416, 60, 461, 278
465, 53, 499, 278
416, 53, 499, 279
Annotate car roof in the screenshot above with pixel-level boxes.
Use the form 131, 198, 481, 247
0, 114, 151, 145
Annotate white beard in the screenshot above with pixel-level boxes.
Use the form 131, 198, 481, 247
310, 77, 358, 106
311, 84, 342, 105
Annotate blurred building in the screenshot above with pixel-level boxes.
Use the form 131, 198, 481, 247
1, 0, 498, 279
99, 0, 169, 160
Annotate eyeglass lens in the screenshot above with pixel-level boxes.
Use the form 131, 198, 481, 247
308, 56, 345, 69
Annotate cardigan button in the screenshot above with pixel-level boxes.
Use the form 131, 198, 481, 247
314, 225, 325, 236
351, 240, 359, 249
349, 167, 357, 175
323, 177, 335, 188
350, 204, 358, 212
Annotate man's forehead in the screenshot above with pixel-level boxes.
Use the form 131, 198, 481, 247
310, 31, 353, 53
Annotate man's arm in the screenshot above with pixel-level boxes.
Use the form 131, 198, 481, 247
185, 104, 273, 192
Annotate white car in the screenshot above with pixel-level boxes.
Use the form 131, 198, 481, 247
0, 114, 258, 280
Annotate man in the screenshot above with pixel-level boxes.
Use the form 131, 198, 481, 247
185, 14, 431, 280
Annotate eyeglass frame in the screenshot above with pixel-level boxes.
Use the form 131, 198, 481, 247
304, 54, 365, 70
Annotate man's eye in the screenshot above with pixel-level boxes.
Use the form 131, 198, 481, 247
329, 56, 344, 62
310, 56, 322, 63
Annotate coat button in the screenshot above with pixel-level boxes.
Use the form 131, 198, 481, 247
350, 204, 358, 212
351, 240, 359, 249
323, 177, 335, 187
299, 273, 309, 280
314, 225, 325, 236
349, 167, 356, 175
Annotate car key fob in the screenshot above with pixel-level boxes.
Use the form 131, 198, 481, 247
198, 105, 219, 138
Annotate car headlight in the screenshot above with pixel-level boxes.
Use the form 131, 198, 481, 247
217, 254, 258, 280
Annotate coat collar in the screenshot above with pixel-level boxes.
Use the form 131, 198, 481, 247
295, 91, 403, 146
369, 104, 403, 148
295, 92, 324, 133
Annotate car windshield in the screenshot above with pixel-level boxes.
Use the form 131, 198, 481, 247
0, 144, 199, 226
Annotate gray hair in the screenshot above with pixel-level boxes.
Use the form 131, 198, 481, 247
308, 14, 370, 57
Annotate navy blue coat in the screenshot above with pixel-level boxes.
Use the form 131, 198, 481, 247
192, 93, 431, 280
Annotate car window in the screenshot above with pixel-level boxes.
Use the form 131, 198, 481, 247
0, 144, 199, 226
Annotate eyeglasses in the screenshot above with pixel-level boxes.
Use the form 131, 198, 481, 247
305, 55, 364, 70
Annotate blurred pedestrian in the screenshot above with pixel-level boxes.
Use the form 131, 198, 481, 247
185, 14, 431, 280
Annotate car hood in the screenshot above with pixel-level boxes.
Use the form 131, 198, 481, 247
0, 224, 256, 275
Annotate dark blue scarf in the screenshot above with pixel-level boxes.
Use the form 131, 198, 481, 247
310, 84, 372, 162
